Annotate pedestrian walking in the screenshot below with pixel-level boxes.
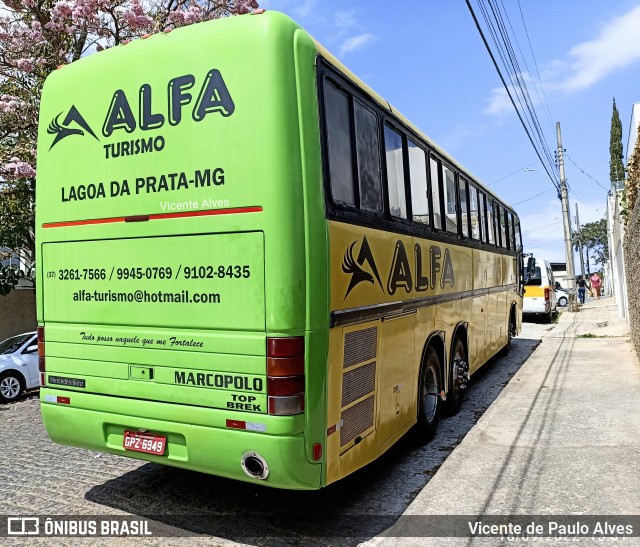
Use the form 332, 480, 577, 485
577, 276, 587, 304
590, 273, 602, 300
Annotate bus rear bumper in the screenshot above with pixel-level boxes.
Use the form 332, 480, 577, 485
40, 388, 322, 490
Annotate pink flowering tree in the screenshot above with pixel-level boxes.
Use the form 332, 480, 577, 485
0, 0, 258, 295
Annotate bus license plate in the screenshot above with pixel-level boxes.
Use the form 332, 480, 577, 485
123, 430, 166, 455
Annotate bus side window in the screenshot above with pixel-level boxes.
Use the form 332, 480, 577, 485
429, 157, 444, 230
469, 184, 482, 240
514, 216, 523, 251
495, 203, 505, 247
323, 80, 356, 207
384, 124, 407, 219
499, 207, 507, 249
443, 164, 458, 234
458, 177, 470, 238
486, 197, 495, 245
408, 139, 429, 226
478, 191, 488, 243
354, 101, 383, 212
508, 211, 516, 250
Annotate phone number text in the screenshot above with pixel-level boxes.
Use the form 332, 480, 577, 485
53, 265, 251, 281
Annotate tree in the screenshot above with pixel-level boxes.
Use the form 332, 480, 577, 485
0, 0, 258, 295
610, 97, 625, 183
574, 218, 609, 268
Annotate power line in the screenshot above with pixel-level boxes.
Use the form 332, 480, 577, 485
516, 0, 554, 131
466, 0, 560, 192
484, 0, 557, 177
492, 0, 557, 170
512, 188, 554, 205
488, 161, 539, 185
564, 154, 610, 193
522, 219, 562, 234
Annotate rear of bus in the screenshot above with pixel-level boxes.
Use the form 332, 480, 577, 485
523, 258, 557, 321
36, 12, 328, 489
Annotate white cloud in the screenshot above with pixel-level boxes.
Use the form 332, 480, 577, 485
334, 10, 357, 29
482, 4, 640, 117
441, 122, 493, 150
484, 87, 513, 116
483, 72, 544, 117
293, 0, 316, 19
555, 4, 640, 92
339, 33, 375, 56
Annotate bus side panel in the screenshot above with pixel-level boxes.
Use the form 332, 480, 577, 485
471, 248, 489, 371
326, 222, 481, 483
293, 28, 331, 474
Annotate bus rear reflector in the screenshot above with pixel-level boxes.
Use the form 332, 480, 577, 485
268, 395, 304, 416
37, 326, 45, 386
267, 336, 304, 416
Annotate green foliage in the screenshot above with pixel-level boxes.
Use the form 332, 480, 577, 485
573, 218, 609, 266
610, 98, 625, 183
0, 0, 258, 295
626, 124, 640, 219
0, 265, 22, 297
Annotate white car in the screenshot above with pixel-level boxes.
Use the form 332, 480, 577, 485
555, 287, 571, 307
0, 331, 39, 403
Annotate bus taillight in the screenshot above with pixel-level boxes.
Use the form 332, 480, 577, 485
37, 326, 46, 386
544, 287, 550, 302
266, 337, 304, 416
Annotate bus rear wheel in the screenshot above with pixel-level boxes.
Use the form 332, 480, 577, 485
414, 346, 442, 443
501, 309, 516, 356
445, 337, 468, 416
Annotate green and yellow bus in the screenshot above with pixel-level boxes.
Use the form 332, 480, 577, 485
36, 10, 523, 490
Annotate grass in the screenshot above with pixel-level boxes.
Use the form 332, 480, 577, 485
577, 333, 612, 338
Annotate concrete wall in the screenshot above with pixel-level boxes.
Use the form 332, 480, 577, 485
608, 189, 628, 319
625, 202, 640, 356
0, 288, 36, 340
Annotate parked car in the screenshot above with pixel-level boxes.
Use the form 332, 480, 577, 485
555, 287, 572, 307
0, 331, 39, 403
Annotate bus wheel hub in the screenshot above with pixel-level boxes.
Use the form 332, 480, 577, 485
454, 356, 469, 390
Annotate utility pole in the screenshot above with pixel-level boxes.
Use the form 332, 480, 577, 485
575, 203, 586, 282
557, 122, 578, 311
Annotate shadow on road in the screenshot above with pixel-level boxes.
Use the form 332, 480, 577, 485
85, 337, 540, 546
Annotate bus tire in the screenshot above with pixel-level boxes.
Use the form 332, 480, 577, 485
445, 337, 467, 415
414, 346, 442, 443
501, 308, 516, 356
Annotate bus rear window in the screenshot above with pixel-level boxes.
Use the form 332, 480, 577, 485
525, 267, 542, 286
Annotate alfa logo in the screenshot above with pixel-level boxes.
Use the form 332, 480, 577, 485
342, 236, 383, 299
342, 237, 457, 300
47, 105, 99, 150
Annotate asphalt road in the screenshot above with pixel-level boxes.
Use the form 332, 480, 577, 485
0, 322, 548, 546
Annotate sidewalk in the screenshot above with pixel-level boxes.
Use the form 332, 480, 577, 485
374, 297, 640, 544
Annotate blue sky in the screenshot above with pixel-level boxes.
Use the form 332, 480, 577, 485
262, 0, 640, 271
